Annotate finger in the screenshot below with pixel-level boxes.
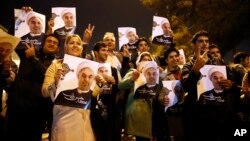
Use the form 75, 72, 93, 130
201, 50, 208, 58
25, 43, 31, 49
91, 25, 95, 32
194, 44, 200, 59
87, 24, 90, 29
30, 42, 35, 48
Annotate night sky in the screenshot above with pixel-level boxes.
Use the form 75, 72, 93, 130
1, 0, 249, 62
0, 0, 154, 51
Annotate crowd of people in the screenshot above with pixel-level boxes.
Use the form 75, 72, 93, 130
0, 6, 250, 141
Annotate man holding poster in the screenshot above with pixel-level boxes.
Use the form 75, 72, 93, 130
181, 30, 240, 141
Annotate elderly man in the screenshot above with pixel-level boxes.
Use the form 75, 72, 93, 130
0, 28, 20, 138
19, 11, 45, 51
152, 18, 174, 48
53, 8, 76, 57
54, 9, 76, 39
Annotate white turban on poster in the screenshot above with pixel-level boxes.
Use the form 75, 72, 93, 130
134, 61, 159, 93
197, 65, 227, 100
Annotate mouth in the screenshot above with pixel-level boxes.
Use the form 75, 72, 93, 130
71, 47, 80, 51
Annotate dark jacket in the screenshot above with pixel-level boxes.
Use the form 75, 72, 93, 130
181, 58, 241, 141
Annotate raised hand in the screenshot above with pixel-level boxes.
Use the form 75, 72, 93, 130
25, 42, 36, 59
120, 44, 130, 57
193, 45, 209, 74
218, 79, 233, 90
46, 18, 55, 35
131, 70, 140, 81
54, 68, 65, 85
48, 17, 54, 29
21, 6, 33, 13
83, 24, 95, 44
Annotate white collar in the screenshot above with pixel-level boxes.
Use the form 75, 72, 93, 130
146, 84, 156, 88
77, 88, 90, 94
214, 89, 223, 93
65, 26, 74, 30
30, 33, 42, 37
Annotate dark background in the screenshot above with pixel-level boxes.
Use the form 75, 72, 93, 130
1, 0, 249, 62
0, 0, 154, 51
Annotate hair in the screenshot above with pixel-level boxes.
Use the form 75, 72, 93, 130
164, 47, 179, 59
93, 41, 107, 52
64, 34, 82, 46
103, 32, 115, 42
136, 52, 154, 64
209, 43, 219, 50
192, 30, 209, 44
233, 52, 249, 64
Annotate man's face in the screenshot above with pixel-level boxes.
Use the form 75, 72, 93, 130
43, 36, 59, 55
65, 36, 83, 57
27, 17, 43, 34
78, 67, 94, 91
137, 41, 149, 53
98, 66, 109, 75
209, 48, 221, 60
144, 67, 157, 85
126, 31, 137, 43
96, 46, 109, 62
0, 42, 12, 62
62, 12, 74, 27
162, 22, 172, 36
166, 51, 180, 68
210, 71, 225, 90
195, 36, 209, 54
103, 36, 115, 51
242, 56, 250, 69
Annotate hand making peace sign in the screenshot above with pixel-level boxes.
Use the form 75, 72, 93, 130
83, 24, 95, 44
192, 44, 209, 74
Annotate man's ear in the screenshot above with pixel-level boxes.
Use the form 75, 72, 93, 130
93, 50, 98, 57
191, 43, 195, 49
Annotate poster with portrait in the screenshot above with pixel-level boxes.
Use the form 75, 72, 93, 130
51, 7, 76, 33
55, 54, 99, 99
162, 80, 181, 112
152, 16, 169, 39
96, 63, 113, 94
118, 27, 137, 50
197, 65, 227, 100
134, 61, 159, 93
14, 9, 45, 37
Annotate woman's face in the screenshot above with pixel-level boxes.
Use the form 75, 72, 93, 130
65, 36, 83, 57
140, 55, 152, 62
